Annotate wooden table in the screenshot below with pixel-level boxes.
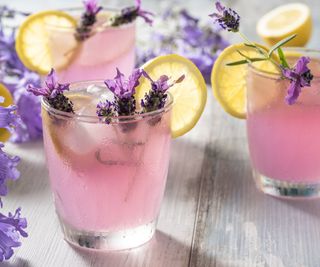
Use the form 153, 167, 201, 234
3, 0, 320, 266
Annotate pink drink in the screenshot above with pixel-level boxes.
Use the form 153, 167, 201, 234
46, 11, 135, 83
42, 82, 172, 250
247, 54, 320, 197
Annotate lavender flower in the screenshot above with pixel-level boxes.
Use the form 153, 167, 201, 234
27, 69, 74, 113
75, 0, 103, 41
0, 143, 20, 199
141, 71, 185, 112
83, 0, 102, 15
96, 100, 115, 124
104, 68, 143, 116
209, 1, 240, 32
0, 207, 27, 262
111, 0, 154, 27
282, 56, 313, 105
0, 97, 17, 130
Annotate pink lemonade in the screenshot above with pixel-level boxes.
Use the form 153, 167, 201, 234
46, 11, 135, 83
247, 56, 320, 197
42, 83, 172, 250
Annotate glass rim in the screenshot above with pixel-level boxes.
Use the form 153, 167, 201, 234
248, 47, 320, 81
41, 80, 174, 124
45, 7, 135, 32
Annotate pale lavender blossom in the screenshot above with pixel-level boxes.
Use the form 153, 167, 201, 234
105, 68, 143, 99
0, 207, 27, 262
27, 69, 69, 99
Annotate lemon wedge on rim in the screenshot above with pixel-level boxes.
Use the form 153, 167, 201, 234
136, 54, 207, 138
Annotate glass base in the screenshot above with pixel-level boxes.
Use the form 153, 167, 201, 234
59, 218, 156, 251
254, 172, 320, 198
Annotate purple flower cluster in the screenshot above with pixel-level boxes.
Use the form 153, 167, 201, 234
0, 20, 42, 143
0, 89, 27, 262
111, 0, 154, 27
27, 69, 74, 113
136, 8, 229, 83
0, 208, 27, 262
141, 71, 185, 112
209, 1, 240, 32
96, 100, 114, 124
282, 57, 313, 105
75, 0, 103, 41
98, 68, 143, 122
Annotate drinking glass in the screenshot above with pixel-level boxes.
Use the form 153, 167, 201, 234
42, 81, 172, 250
247, 48, 320, 198
45, 8, 136, 83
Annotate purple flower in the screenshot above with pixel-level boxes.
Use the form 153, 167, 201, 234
135, 0, 154, 25
209, 1, 240, 32
27, 69, 69, 99
111, 0, 154, 27
0, 98, 17, 130
75, 0, 103, 41
0, 207, 27, 262
83, 0, 102, 16
104, 68, 143, 116
0, 143, 20, 199
27, 69, 73, 113
142, 71, 185, 93
96, 100, 115, 124
141, 71, 185, 112
282, 56, 313, 105
105, 68, 143, 100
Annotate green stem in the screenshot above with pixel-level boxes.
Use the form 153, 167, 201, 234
238, 32, 282, 72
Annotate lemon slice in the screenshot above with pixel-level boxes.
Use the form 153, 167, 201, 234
257, 3, 312, 47
211, 43, 279, 119
16, 10, 77, 75
0, 84, 14, 142
136, 54, 207, 138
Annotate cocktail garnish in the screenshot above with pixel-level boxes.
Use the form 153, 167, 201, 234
27, 69, 74, 113
75, 0, 103, 41
111, 0, 154, 27
210, 1, 314, 105
141, 71, 185, 112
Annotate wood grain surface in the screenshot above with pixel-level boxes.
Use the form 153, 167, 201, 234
2, 0, 320, 266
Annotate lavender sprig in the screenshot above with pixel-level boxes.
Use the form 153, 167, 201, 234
27, 69, 74, 113
209, 1, 240, 32
75, 0, 103, 41
111, 0, 154, 27
210, 1, 313, 105
103, 68, 143, 117
141, 71, 185, 112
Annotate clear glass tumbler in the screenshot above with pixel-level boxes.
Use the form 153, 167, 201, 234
41, 81, 172, 250
247, 49, 320, 198
45, 8, 136, 83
